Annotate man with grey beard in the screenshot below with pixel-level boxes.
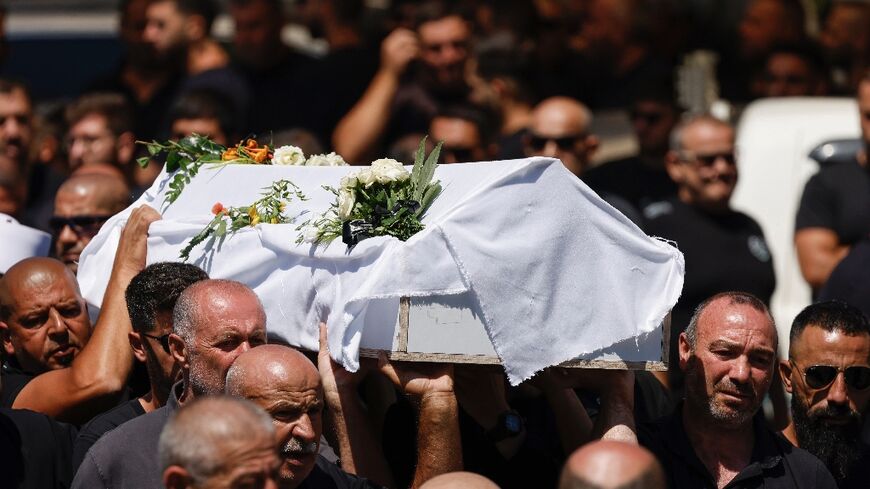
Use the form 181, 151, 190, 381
73, 279, 268, 488
638, 292, 837, 488
780, 301, 870, 488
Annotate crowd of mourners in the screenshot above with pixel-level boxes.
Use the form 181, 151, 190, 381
3, 0, 870, 487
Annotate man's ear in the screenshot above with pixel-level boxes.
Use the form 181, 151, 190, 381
163, 466, 192, 489
779, 359, 794, 394
678, 332, 691, 372
665, 150, 683, 183
169, 333, 188, 369
116, 131, 136, 166
583, 134, 599, 159
0, 320, 15, 358
129, 332, 148, 363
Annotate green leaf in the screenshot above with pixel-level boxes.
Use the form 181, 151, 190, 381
215, 219, 227, 237
136, 156, 151, 168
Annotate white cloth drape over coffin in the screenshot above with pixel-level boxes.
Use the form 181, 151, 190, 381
77, 157, 684, 384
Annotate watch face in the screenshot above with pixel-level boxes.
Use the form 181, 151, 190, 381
505, 413, 522, 433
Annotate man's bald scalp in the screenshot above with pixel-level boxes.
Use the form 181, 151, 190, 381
419, 471, 501, 489
225, 343, 316, 396
57, 173, 131, 214
0, 257, 81, 320
172, 279, 265, 345
533, 96, 593, 132
559, 440, 665, 489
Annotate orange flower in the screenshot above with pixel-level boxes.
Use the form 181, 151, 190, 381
212, 202, 225, 215
222, 147, 238, 160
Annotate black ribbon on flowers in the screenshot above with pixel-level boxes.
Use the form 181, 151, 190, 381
342, 199, 421, 246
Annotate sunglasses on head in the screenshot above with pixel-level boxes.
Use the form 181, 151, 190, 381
798, 363, 870, 390
527, 134, 582, 152
142, 332, 171, 354
49, 215, 112, 236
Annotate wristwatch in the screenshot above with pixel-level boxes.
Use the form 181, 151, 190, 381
485, 410, 525, 443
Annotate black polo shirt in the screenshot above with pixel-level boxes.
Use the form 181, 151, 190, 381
638, 404, 838, 489
0, 363, 35, 408
1, 407, 78, 489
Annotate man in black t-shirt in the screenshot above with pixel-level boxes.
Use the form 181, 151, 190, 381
644, 115, 775, 389
795, 73, 870, 291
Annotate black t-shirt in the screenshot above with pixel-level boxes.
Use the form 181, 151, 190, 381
638, 405, 838, 489
795, 160, 870, 245
818, 237, 870, 319
1, 407, 78, 489
583, 156, 678, 211
1, 363, 36, 408
643, 198, 776, 382
71, 398, 146, 471
298, 455, 385, 489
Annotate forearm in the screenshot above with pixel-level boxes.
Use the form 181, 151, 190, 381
594, 378, 637, 443
544, 387, 593, 454
333, 70, 400, 163
411, 392, 462, 489
325, 388, 396, 488
795, 230, 850, 288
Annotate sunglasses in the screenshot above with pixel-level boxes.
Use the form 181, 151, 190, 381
49, 215, 112, 236
142, 332, 171, 354
527, 134, 582, 151
679, 151, 736, 168
630, 110, 665, 124
797, 363, 870, 391
442, 146, 475, 163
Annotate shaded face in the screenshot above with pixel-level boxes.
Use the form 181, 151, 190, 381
133, 310, 182, 403
525, 105, 590, 176
430, 116, 484, 163
630, 101, 678, 157
52, 189, 114, 274
67, 114, 118, 170
187, 292, 268, 396
681, 302, 777, 428
820, 5, 867, 63
172, 118, 227, 146
1, 266, 91, 373
198, 434, 280, 489
143, 0, 188, 60
418, 16, 471, 90
669, 122, 737, 210
0, 89, 32, 166
230, 0, 283, 69
859, 82, 870, 148
244, 366, 323, 488
763, 53, 817, 97
739, 0, 785, 59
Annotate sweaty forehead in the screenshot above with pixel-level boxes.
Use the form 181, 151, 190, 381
791, 326, 870, 363
698, 302, 776, 349
54, 187, 113, 216
4, 264, 79, 309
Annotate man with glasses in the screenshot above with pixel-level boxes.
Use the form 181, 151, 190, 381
64, 92, 136, 174
523, 96, 599, 178
644, 115, 776, 390
71, 262, 208, 469
51, 173, 131, 274
780, 301, 870, 487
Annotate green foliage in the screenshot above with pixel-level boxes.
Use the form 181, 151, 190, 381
137, 134, 226, 207
180, 179, 307, 261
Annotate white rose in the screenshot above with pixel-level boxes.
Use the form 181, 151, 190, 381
337, 188, 356, 219
306, 152, 347, 167
356, 168, 376, 187
272, 145, 306, 165
301, 225, 320, 243
340, 172, 358, 190
370, 158, 410, 184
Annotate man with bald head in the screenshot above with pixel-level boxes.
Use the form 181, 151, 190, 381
0, 206, 158, 422
51, 173, 131, 274
638, 292, 837, 488
523, 96, 598, 178
74, 279, 268, 488
419, 472, 499, 489
159, 396, 280, 489
226, 341, 462, 488
559, 440, 664, 489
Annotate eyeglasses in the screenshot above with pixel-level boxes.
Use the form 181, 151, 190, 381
679, 151, 736, 168
527, 134, 583, 152
795, 362, 870, 390
142, 332, 171, 354
49, 215, 112, 237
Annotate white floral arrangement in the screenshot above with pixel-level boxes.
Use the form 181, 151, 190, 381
299, 139, 443, 247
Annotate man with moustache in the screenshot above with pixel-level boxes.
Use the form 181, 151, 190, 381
638, 292, 837, 488
73, 279, 268, 487
71, 262, 208, 469
779, 301, 870, 487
